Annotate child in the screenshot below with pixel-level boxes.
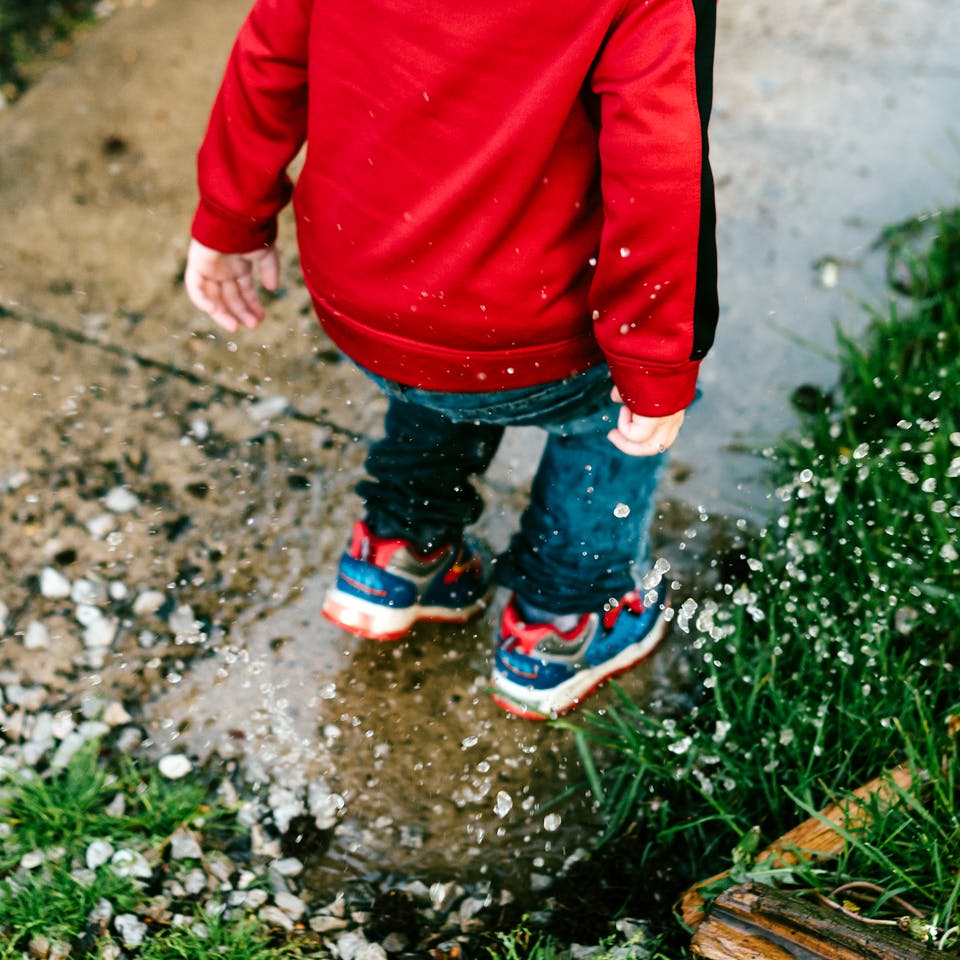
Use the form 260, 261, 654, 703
185, 0, 719, 719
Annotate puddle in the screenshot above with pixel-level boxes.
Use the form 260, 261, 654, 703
140, 444, 738, 907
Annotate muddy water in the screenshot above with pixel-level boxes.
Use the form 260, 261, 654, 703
142, 433, 708, 902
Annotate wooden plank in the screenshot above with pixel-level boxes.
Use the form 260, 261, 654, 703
690, 882, 941, 960
680, 766, 914, 929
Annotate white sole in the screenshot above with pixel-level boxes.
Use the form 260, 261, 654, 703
491, 611, 668, 717
323, 587, 491, 641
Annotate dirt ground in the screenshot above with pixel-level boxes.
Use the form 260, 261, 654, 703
1, 0, 958, 904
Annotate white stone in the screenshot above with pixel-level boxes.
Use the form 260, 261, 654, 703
40, 567, 71, 599
72, 578, 107, 605
83, 617, 117, 650
75, 604, 102, 627
20, 850, 45, 869
247, 396, 289, 422
158, 754, 193, 779
48, 941, 71, 960
86, 514, 117, 539
258, 906, 294, 931
309, 915, 350, 933
104, 486, 140, 513
183, 868, 207, 895
102, 702, 132, 727
242, 888, 269, 910
23, 621, 50, 651
337, 931, 387, 960
111, 849, 153, 880
86, 840, 115, 870
132, 590, 166, 617
169, 829, 202, 861
274, 891, 306, 921
115, 914, 147, 947
270, 857, 304, 877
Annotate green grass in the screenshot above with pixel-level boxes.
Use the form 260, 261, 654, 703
0, 741, 298, 959
139, 913, 304, 960
0, 0, 98, 94
2, 744, 219, 869
560, 206, 960, 951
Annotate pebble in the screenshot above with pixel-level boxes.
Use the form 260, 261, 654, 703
270, 856, 304, 877
104, 486, 140, 513
102, 701, 133, 727
20, 850, 45, 870
309, 915, 350, 933
23, 621, 50, 651
268, 785, 305, 834
87, 840, 116, 870
72, 578, 107, 605
86, 513, 117, 539
247, 395, 290, 422
337, 931, 387, 960
83, 616, 117, 650
308, 782, 345, 830
111, 849, 153, 880
28, 934, 49, 959
274, 890, 307, 921
258, 905, 295, 931
51, 722, 110, 770
115, 914, 148, 947
132, 590, 166, 617
115, 726, 143, 754
49, 942, 71, 960
242, 888, 269, 910
183, 868, 207, 896
168, 604, 199, 637
158, 754, 193, 779
169, 829, 202, 861
6, 683, 47, 713
39, 567, 71, 599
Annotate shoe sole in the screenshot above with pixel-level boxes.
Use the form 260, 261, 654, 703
490, 610, 668, 720
322, 587, 492, 641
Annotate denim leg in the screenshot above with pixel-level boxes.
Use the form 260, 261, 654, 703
356, 396, 504, 552
497, 426, 666, 615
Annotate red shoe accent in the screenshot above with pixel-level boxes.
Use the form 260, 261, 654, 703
501, 599, 590, 655
601, 589, 644, 631
348, 520, 451, 567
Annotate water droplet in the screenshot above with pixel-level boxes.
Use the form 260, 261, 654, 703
494, 791, 513, 818
613, 502, 630, 519
619, 246, 631, 258
543, 813, 561, 832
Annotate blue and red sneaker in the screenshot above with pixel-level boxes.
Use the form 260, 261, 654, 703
491, 581, 669, 719
322, 520, 493, 641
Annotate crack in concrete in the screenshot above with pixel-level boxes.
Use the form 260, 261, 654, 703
0, 304, 371, 443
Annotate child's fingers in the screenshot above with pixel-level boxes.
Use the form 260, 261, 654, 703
220, 278, 262, 329
256, 247, 281, 291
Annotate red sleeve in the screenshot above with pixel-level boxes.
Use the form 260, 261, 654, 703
190, 0, 313, 254
589, 0, 718, 417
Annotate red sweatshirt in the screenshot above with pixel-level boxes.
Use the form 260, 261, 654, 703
191, 0, 718, 417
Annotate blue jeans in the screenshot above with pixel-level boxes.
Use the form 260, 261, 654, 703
357, 364, 666, 615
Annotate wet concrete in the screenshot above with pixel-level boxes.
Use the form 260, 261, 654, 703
1, 0, 958, 911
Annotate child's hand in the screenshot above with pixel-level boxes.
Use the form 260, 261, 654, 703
607, 386, 685, 457
184, 238, 280, 333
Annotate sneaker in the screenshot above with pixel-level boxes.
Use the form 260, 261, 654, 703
322, 520, 492, 641
491, 581, 669, 719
